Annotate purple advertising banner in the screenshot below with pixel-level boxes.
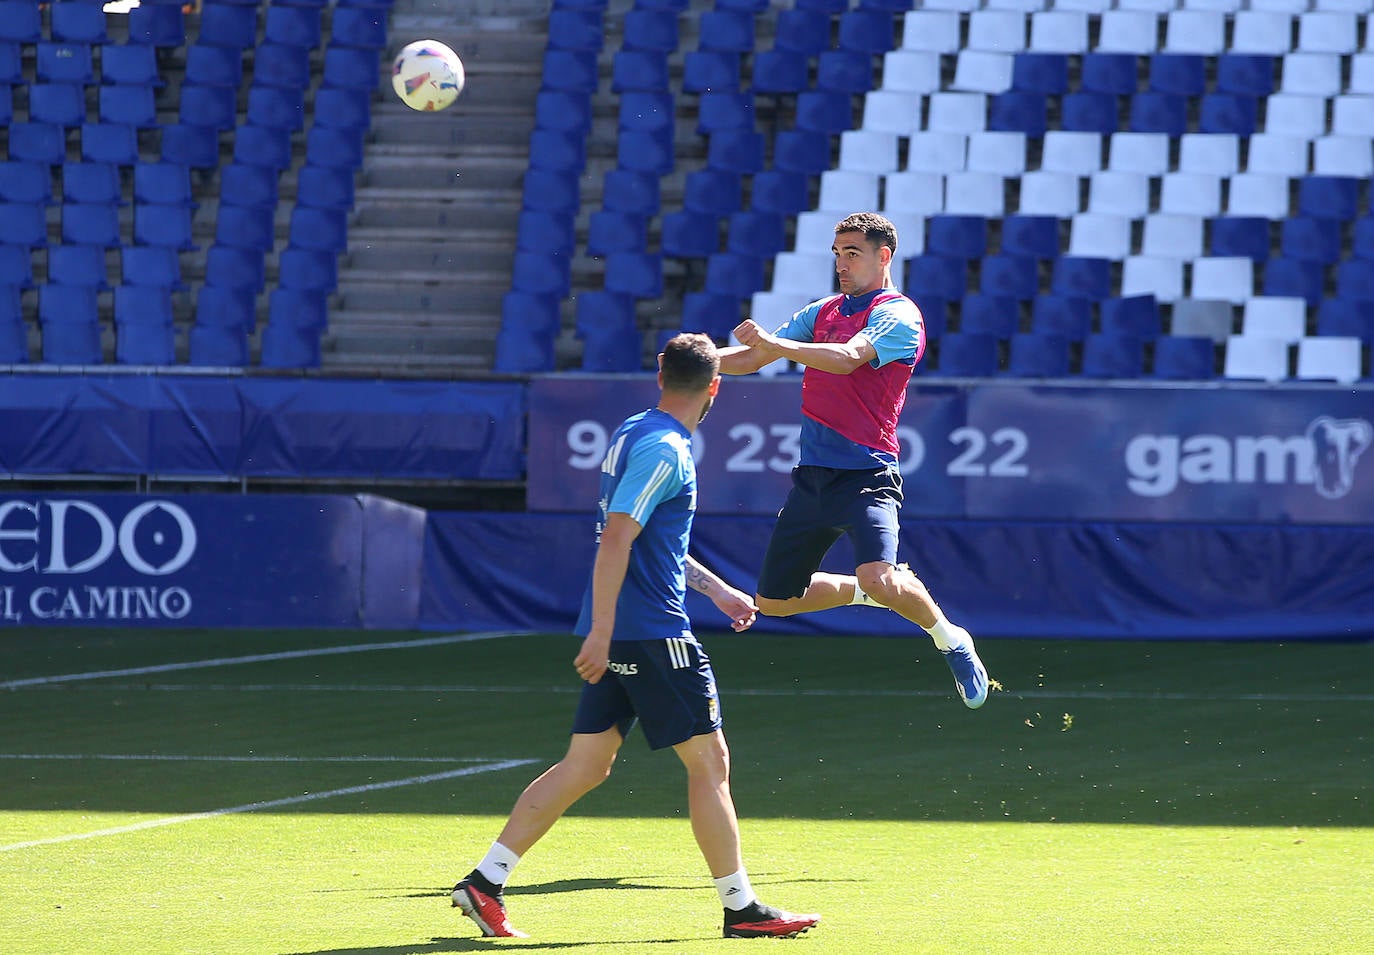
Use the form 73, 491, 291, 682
528, 377, 1374, 524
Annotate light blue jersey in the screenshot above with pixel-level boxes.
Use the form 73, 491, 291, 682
575, 408, 696, 643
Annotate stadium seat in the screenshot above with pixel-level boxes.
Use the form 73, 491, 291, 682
0, 162, 55, 205
114, 283, 174, 329
622, 9, 678, 54
838, 10, 895, 56
101, 43, 163, 87
313, 88, 372, 131
679, 291, 741, 341
1353, 217, 1374, 261
959, 294, 1018, 339
750, 49, 808, 96
1030, 294, 1090, 342
1178, 134, 1239, 177
794, 91, 855, 135
0, 284, 25, 362
1280, 217, 1342, 265
0, 1, 42, 43
604, 251, 663, 299
1198, 94, 1259, 136
1069, 213, 1131, 259
98, 85, 158, 129
51, 3, 110, 44
1222, 335, 1289, 381
1005, 332, 1070, 378
288, 207, 348, 253
62, 204, 121, 248
331, 7, 388, 49
196, 4, 259, 49
48, 244, 110, 290
1209, 217, 1271, 263
1081, 332, 1144, 378
204, 244, 266, 294
321, 47, 381, 91
1262, 257, 1324, 307
1171, 299, 1235, 342
493, 291, 560, 373
0, 202, 48, 248
1241, 297, 1307, 343
1153, 335, 1216, 380
935, 331, 999, 377
36, 43, 95, 85
0, 43, 19, 84
121, 244, 183, 290
246, 87, 306, 132
928, 216, 988, 261
295, 165, 355, 211
684, 50, 741, 94
1140, 214, 1203, 261
9, 123, 67, 166
1100, 294, 1161, 341
534, 90, 592, 135
773, 9, 829, 55
39, 285, 102, 363
542, 49, 597, 94
132, 162, 193, 208
1148, 54, 1205, 96
1051, 256, 1112, 301
1316, 299, 1374, 345
219, 164, 279, 210
305, 126, 366, 170
1191, 257, 1254, 306
696, 92, 755, 134
611, 50, 669, 93
616, 129, 674, 175
705, 252, 766, 299
161, 124, 222, 169
749, 171, 809, 216
660, 211, 720, 259
1081, 53, 1137, 95
906, 255, 969, 303
601, 169, 659, 216
234, 124, 294, 171
1011, 53, 1068, 95
726, 211, 786, 260
194, 283, 257, 331
1129, 93, 1187, 136
278, 247, 338, 293
683, 169, 744, 218
586, 210, 647, 258
980, 255, 1039, 300
512, 252, 571, 298
1295, 337, 1362, 384
188, 322, 248, 367
252, 42, 312, 90
1061, 93, 1117, 134
179, 84, 238, 132
545, 9, 603, 53
699, 10, 756, 53
1335, 260, 1374, 303
214, 204, 275, 252
126, 3, 185, 47
134, 203, 198, 251
265, 5, 322, 48
259, 319, 322, 369
184, 44, 243, 89
0, 245, 34, 288
707, 129, 765, 176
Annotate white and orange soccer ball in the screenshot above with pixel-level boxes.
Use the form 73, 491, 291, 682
391, 39, 465, 112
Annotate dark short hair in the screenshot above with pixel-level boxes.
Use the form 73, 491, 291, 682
660, 332, 719, 393
834, 212, 898, 255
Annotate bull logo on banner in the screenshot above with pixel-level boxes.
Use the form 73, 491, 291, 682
1307, 417, 1373, 501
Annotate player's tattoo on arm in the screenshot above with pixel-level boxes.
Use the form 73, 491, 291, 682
686, 561, 716, 595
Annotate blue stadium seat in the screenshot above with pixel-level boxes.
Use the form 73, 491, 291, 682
684, 51, 740, 93
906, 255, 968, 303
0, 85, 10, 127
774, 9, 829, 55
0, 162, 54, 205
1153, 335, 1216, 380
101, 43, 163, 86
604, 251, 663, 299
587, 210, 647, 257
909, 295, 947, 339
0, 202, 48, 248
622, 10, 678, 54
288, 207, 348, 253
522, 168, 580, 215
8, 123, 66, 166
617, 128, 674, 175
62, 204, 121, 248
816, 50, 874, 95
1148, 54, 1206, 96
37, 43, 95, 85
534, 90, 592, 134
751, 49, 809, 95
215, 204, 275, 251
295, 164, 355, 211
180, 84, 238, 131
246, 86, 306, 131
795, 90, 855, 134
189, 322, 249, 367
750, 170, 809, 216
680, 291, 741, 340
0, 245, 34, 287
196, 4, 259, 49
126, 3, 185, 47
619, 91, 674, 133
1030, 294, 1091, 341
1011, 54, 1069, 95
259, 318, 322, 369
1335, 259, 1374, 303
184, 44, 243, 88
980, 254, 1039, 300
928, 216, 988, 260
0, 284, 25, 362
233, 124, 293, 170
660, 210, 720, 259
707, 129, 765, 175
62, 162, 121, 206
252, 42, 312, 90
99, 85, 158, 128
1129, 93, 1187, 136
1100, 294, 1161, 341
697, 91, 755, 134
1281, 216, 1342, 265
161, 123, 221, 169
267, 287, 328, 332
493, 291, 559, 373
1061, 93, 1118, 134
1216, 55, 1275, 97
538, 49, 599, 94
1316, 299, 1374, 344
121, 244, 184, 289
51, 2, 110, 44
1198, 94, 1258, 136
0, 43, 20, 84
576, 290, 640, 372
330, 7, 388, 49
1001, 215, 1060, 260
1262, 256, 1324, 307
705, 252, 766, 298
699, 10, 756, 54
512, 252, 571, 297
726, 211, 786, 259
81, 122, 140, 165
1081, 54, 1137, 96
30, 84, 86, 128
114, 284, 175, 330
1080, 332, 1144, 378
219, 163, 279, 209
1297, 177, 1360, 222
1209, 216, 1271, 263
988, 92, 1048, 138
48, 244, 110, 289
305, 126, 365, 169
1005, 332, 1070, 378
264, 5, 322, 48
716, 0, 769, 10
1051, 256, 1113, 301
312, 88, 372, 130
516, 210, 574, 255
837, 10, 893, 55
612, 49, 669, 92
277, 247, 338, 292
683, 169, 743, 217
1354, 216, 1374, 260
204, 245, 266, 293
39, 285, 102, 364
545, 9, 604, 53
959, 294, 1018, 339
935, 332, 998, 377
321, 47, 380, 91
602, 168, 659, 216
194, 283, 257, 331
0, 1, 42, 42
135, 203, 198, 250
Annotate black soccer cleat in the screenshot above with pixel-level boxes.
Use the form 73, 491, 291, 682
723, 900, 820, 939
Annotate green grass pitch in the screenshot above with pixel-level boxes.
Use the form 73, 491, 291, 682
0, 628, 1369, 954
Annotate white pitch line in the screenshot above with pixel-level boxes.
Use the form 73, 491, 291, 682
0, 631, 522, 690
0, 758, 538, 854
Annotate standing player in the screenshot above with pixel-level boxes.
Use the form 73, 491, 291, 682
717, 212, 990, 709
452, 334, 820, 941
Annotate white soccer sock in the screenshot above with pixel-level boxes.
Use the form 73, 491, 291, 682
714, 869, 758, 911
924, 618, 966, 653
848, 581, 887, 608
476, 842, 521, 888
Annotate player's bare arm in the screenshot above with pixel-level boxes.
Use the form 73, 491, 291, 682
576, 513, 640, 684
686, 555, 759, 632
730, 320, 878, 375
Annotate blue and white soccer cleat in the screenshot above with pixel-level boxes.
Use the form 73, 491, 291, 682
942, 629, 989, 709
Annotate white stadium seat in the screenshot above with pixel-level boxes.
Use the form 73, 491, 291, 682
770, 253, 836, 297
1164, 11, 1227, 55
883, 171, 945, 216
951, 51, 1015, 95
944, 172, 1007, 216
1331, 95, 1374, 136
1347, 54, 1374, 95
1295, 336, 1363, 384
839, 130, 900, 175
1096, 11, 1159, 54
881, 51, 942, 95
1160, 173, 1223, 216
1108, 132, 1171, 175
883, 211, 927, 259
1179, 134, 1241, 176
1241, 296, 1307, 342
1040, 130, 1104, 175
818, 170, 880, 213
906, 132, 968, 174
1122, 256, 1185, 303
1028, 12, 1090, 54
1191, 257, 1255, 305
901, 11, 963, 54
1264, 94, 1329, 140
1298, 12, 1358, 55
966, 131, 1027, 176
1311, 135, 1374, 177
1230, 12, 1295, 55
791, 211, 836, 256
1069, 212, 1132, 259
1087, 171, 1150, 217
925, 93, 988, 134
1281, 53, 1342, 97
1141, 214, 1205, 261
967, 11, 1027, 53
862, 90, 924, 136
1245, 134, 1310, 176
1226, 173, 1291, 218
1017, 171, 1082, 216
1223, 335, 1291, 381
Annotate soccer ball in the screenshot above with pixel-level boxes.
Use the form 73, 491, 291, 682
391, 40, 465, 112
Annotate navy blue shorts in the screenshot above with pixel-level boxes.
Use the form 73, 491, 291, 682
756, 464, 903, 601
571, 636, 722, 751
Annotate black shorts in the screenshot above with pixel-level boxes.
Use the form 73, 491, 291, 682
756, 464, 903, 601
571, 636, 722, 751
